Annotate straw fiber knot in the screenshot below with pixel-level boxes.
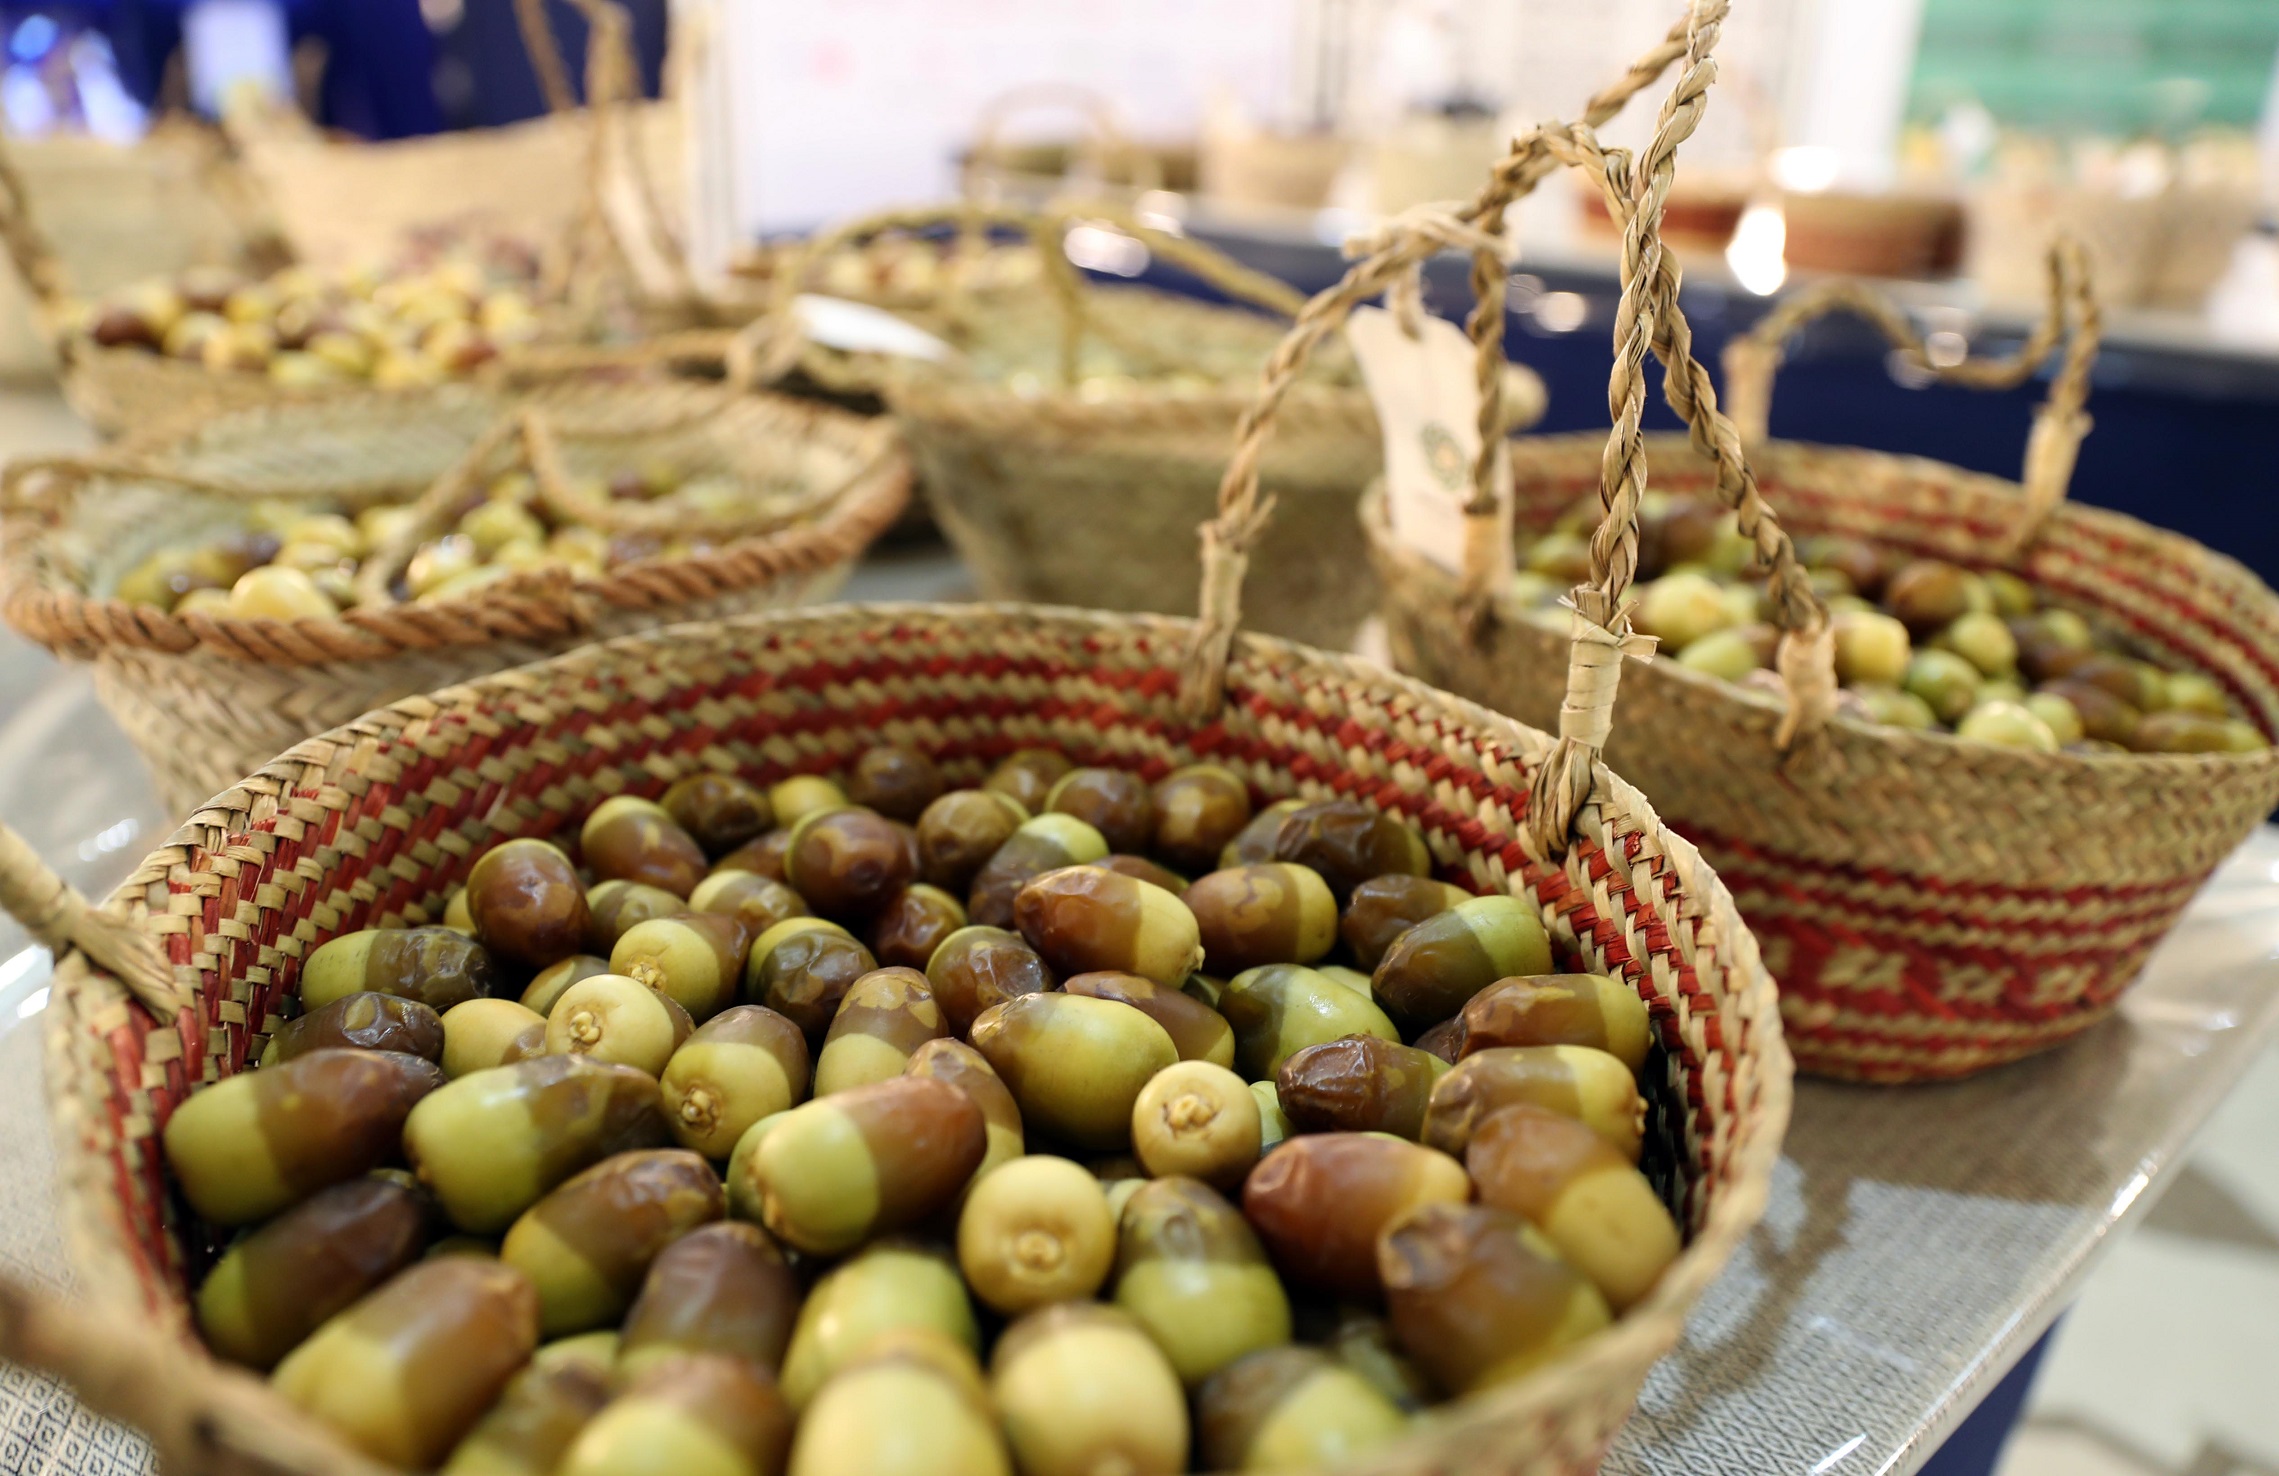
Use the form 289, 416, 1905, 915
1772, 620, 1838, 751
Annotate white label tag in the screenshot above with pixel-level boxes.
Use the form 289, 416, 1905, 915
1346, 304, 1485, 574
794, 294, 954, 361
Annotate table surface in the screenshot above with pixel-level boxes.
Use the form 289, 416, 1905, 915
0, 631, 2274, 1476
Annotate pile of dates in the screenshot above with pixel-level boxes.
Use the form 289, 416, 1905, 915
66, 241, 543, 389
1513, 492, 2268, 755
168, 745, 1677, 1475
112, 463, 774, 621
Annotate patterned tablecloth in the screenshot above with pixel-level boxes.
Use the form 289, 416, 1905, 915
1, 634, 2275, 1476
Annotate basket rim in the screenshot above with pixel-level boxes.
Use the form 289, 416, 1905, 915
1, 383, 913, 668
1371, 435, 2279, 780
42, 598, 1792, 1473
881, 278, 1377, 429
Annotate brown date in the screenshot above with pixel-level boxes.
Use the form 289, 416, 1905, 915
713, 827, 794, 884
785, 807, 917, 921
467, 839, 591, 969
1186, 863, 1339, 975
1274, 1035, 1447, 1140
580, 796, 708, 898
984, 748, 1074, 814
690, 868, 811, 936
915, 789, 1029, 894
1341, 874, 1471, 972
1150, 764, 1254, 875
746, 918, 879, 1042
1241, 1133, 1470, 1298
262, 991, 443, 1066
1271, 800, 1429, 900
870, 884, 967, 970
1043, 767, 1156, 855
924, 925, 1054, 1034
661, 772, 774, 857
1377, 1202, 1610, 1395
846, 745, 948, 822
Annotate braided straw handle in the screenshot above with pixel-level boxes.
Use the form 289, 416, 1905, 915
0, 821, 177, 1019
514, 0, 582, 115
962, 83, 1166, 198
0, 125, 69, 327
1722, 234, 2099, 561
1178, 0, 1795, 860
731, 199, 1307, 391
544, 0, 699, 318
0, 1270, 396, 1475
1172, 0, 1716, 722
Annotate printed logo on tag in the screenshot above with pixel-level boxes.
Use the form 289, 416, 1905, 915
1346, 304, 1485, 574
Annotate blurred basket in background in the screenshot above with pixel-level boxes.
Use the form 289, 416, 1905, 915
747, 200, 1403, 648
0, 123, 270, 383
1, 374, 907, 814
1967, 135, 2259, 310
0, 0, 701, 438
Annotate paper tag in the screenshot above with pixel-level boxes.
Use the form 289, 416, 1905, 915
1346, 304, 1486, 574
794, 295, 954, 361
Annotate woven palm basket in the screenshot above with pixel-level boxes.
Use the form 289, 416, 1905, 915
0, 18, 1786, 1467
1, 376, 909, 817
1370, 236, 2279, 1082
776, 201, 1394, 650
0, 586, 1788, 1474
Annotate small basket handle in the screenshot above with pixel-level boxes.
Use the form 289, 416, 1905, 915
0, 820, 178, 1020
513, 0, 583, 115
0, 1269, 396, 1474
729, 199, 1308, 391
543, 0, 702, 320
1178, 0, 1809, 860
1720, 234, 2099, 560
0, 126, 69, 326
962, 84, 1166, 199
1171, 0, 1710, 720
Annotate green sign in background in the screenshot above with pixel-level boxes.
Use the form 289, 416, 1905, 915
1909, 0, 2279, 133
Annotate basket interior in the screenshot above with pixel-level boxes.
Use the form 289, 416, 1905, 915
42, 382, 891, 601
1509, 432, 2279, 743
55, 607, 1778, 1343
940, 282, 1363, 390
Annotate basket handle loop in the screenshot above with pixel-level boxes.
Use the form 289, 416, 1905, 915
1522, 125, 1836, 763
0, 1271, 397, 1474
1172, 0, 1720, 719
1177, 1, 1755, 792
961, 84, 1165, 200
0, 126, 68, 322
1721, 233, 2099, 561
514, 0, 582, 115
727, 200, 1306, 392
544, 0, 702, 320
0, 821, 180, 1020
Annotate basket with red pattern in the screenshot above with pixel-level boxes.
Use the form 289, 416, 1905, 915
1369, 225, 2279, 1082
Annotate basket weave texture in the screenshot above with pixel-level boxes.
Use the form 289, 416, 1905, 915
40, 602, 1789, 1475
1373, 435, 2279, 1081
894, 283, 1385, 648
2, 378, 909, 816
